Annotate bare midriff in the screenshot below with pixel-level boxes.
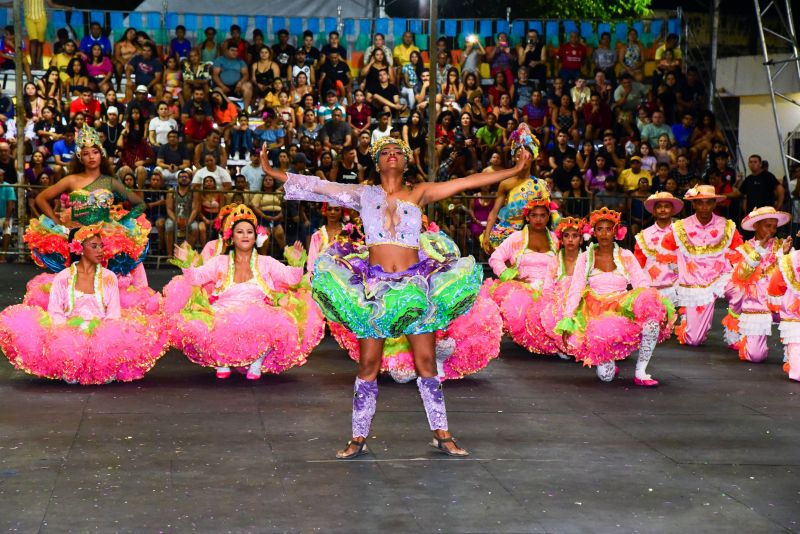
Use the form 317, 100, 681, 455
368, 244, 420, 272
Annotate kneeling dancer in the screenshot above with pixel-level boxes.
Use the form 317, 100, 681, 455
555, 208, 674, 386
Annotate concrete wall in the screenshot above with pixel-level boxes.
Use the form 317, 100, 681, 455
738, 94, 800, 175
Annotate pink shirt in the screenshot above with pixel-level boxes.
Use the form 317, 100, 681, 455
634, 223, 678, 290
732, 237, 783, 314
47, 266, 121, 324
563, 245, 650, 318
488, 227, 557, 289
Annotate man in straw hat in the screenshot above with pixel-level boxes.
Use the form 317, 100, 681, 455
661, 185, 743, 346
723, 207, 792, 363
634, 192, 684, 306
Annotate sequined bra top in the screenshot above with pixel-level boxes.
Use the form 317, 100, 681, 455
69, 176, 117, 225
283, 172, 423, 248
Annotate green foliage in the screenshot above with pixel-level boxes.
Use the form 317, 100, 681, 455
437, 0, 652, 19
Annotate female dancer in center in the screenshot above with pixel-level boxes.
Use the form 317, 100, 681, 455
554, 208, 675, 386
260, 132, 531, 459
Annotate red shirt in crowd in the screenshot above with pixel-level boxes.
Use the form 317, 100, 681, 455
557, 43, 587, 71
184, 117, 214, 143
69, 98, 102, 125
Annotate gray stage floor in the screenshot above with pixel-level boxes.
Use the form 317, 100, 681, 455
0, 264, 798, 533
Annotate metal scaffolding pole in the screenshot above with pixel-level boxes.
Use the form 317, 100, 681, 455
753, 0, 800, 183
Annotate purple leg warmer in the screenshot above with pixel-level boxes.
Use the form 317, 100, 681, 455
417, 376, 449, 431
352, 377, 378, 439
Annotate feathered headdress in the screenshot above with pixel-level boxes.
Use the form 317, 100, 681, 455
509, 123, 540, 159
369, 136, 413, 164
76, 125, 107, 157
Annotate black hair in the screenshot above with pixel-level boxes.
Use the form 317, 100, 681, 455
176, 25, 186, 32
303, 30, 313, 39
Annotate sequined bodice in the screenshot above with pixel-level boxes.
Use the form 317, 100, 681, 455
360, 186, 422, 248
69, 176, 116, 225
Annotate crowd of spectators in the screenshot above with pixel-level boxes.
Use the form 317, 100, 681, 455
0, 19, 797, 261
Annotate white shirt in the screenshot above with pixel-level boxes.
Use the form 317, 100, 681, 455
371, 125, 392, 143
148, 117, 178, 146
192, 166, 232, 188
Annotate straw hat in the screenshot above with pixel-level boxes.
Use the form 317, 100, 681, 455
740, 206, 790, 231
683, 184, 725, 201
644, 192, 684, 214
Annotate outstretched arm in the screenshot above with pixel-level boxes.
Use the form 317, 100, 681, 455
416, 151, 530, 205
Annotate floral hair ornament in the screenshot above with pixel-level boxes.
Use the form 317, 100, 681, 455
255, 225, 269, 248
213, 203, 241, 231
221, 204, 258, 242
554, 216, 583, 240
509, 123, 540, 159
75, 124, 107, 158
369, 136, 413, 165
69, 223, 106, 254
589, 207, 627, 240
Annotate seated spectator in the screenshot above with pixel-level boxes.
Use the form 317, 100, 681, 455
640, 110, 675, 146
52, 39, 77, 85
571, 78, 591, 109
496, 92, 520, 130
672, 112, 694, 152
182, 48, 213, 96
433, 51, 452, 86
212, 43, 253, 111
617, 28, 645, 82
230, 114, 254, 161
476, 113, 503, 166
517, 29, 547, 89
79, 21, 112, 56
332, 144, 363, 185
365, 33, 393, 69
97, 105, 123, 158
252, 45, 280, 99
193, 154, 232, 190
33, 105, 65, 154
653, 133, 677, 167
434, 110, 456, 159
52, 128, 76, 173
114, 29, 139, 87
414, 69, 437, 114
638, 142, 658, 173
734, 154, 784, 211
86, 44, 113, 95
613, 74, 649, 123
618, 155, 652, 192
669, 154, 696, 193
168, 25, 192, 61
463, 90, 488, 128
552, 154, 582, 193
253, 111, 286, 156
291, 49, 315, 87
689, 111, 723, 165
440, 67, 462, 113
582, 92, 612, 141
361, 48, 394, 94
317, 90, 347, 123
194, 175, 225, 247
551, 94, 580, 145
0, 26, 31, 81
651, 161, 671, 192
318, 51, 351, 103
677, 66, 706, 117
548, 129, 577, 171
183, 106, 214, 152
63, 57, 89, 98
511, 67, 535, 111
297, 108, 323, 141
321, 30, 347, 64
487, 71, 509, 108
162, 56, 183, 103
241, 150, 265, 191
654, 33, 682, 73
118, 111, 154, 187
401, 110, 426, 176
628, 176, 653, 233
592, 32, 616, 82
523, 90, 551, 142
347, 89, 372, 138
126, 42, 163, 101
144, 169, 169, 253
148, 102, 179, 148
393, 32, 420, 67
320, 108, 352, 153
69, 88, 101, 126
557, 31, 587, 85
585, 153, 616, 193
272, 29, 296, 79
209, 89, 239, 145
593, 70, 614, 105
460, 35, 485, 79
256, 78, 284, 113
299, 30, 321, 70
36, 68, 63, 111
193, 129, 228, 170
594, 175, 627, 213
156, 130, 191, 187
367, 69, 404, 117
487, 32, 514, 90
227, 174, 251, 204
223, 24, 248, 62
371, 111, 393, 143
250, 173, 286, 252
128, 85, 157, 122
545, 77, 567, 110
